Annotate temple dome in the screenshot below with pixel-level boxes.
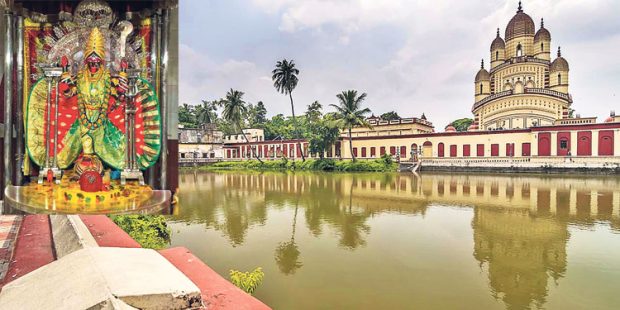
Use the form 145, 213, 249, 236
490, 28, 505, 51
550, 47, 569, 71
445, 125, 457, 132
475, 59, 490, 82
534, 19, 551, 42
505, 2, 535, 41
475, 68, 490, 82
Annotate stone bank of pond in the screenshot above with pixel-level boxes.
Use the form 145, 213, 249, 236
168, 171, 620, 310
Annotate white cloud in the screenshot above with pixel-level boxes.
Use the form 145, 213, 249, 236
182, 0, 620, 128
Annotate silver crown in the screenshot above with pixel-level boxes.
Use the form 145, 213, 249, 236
73, 0, 114, 28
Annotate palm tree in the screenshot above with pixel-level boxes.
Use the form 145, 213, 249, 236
272, 59, 305, 161
221, 89, 263, 163
196, 100, 216, 128
330, 90, 373, 161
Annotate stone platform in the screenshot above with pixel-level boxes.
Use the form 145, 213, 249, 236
0, 214, 271, 310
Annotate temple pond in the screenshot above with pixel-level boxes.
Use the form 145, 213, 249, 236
169, 171, 620, 309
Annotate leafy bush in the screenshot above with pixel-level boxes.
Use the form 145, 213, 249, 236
110, 215, 171, 249
229, 267, 265, 295
204, 157, 397, 172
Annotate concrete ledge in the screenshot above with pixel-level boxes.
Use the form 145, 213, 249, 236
0, 247, 202, 309
160, 247, 271, 310
79, 215, 141, 248
50, 215, 99, 258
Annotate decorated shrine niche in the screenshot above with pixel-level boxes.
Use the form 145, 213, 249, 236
1, 0, 177, 213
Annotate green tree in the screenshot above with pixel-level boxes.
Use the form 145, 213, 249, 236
196, 100, 218, 128
450, 118, 473, 132
254, 101, 268, 126
308, 116, 341, 159
272, 59, 305, 161
330, 90, 372, 161
179, 103, 196, 128
221, 89, 263, 163
305, 101, 323, 124
380, 111, 400, 121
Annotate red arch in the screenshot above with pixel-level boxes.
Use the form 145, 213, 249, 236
538, 133, 551, 156
577, 131, 592, 156
438, 143, 445, 157
598, 130, 614, 156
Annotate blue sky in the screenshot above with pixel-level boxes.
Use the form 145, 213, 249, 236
180, 0, 620, 128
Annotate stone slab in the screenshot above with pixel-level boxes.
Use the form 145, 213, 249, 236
50, 215, 99, 258
0, 247, 202, 309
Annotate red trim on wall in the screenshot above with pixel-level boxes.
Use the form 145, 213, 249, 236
477, 144, 484, 156
506, 143, 515, 157
491, 144, 499, 156
522, 142, 531, 156
557, 132, 571, 156
577, 131, 592, 156
463, 144, 471, 157
598, 130, 614, 156
538, 132, 551, 156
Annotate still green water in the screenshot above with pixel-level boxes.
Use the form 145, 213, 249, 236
170, 171, 620, 310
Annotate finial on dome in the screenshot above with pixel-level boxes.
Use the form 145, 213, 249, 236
517, 1, 523, 12
541, 18, 544, 28
557, 46, 561, 57
481, 59, 484, 69
496, 28, 500, 37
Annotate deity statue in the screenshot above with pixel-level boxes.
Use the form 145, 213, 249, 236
25, 26, 161, 182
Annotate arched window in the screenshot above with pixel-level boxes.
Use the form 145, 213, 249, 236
480, 83, 483, 94
558, 73, 562, 85
516, 43, 523, 57
495, 50, 499, 60
540, 42, 544, 52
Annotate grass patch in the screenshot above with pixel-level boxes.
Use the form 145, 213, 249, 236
198, 155, 397, 172
109, 215, 171, 249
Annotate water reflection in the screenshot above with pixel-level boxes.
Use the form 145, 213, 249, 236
174, 171, 620, 309
473, 208, 568, 309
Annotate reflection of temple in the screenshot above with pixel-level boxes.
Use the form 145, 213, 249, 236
177, 171, 619, 307
473, 208, 567, 309
0, 0, 179, 208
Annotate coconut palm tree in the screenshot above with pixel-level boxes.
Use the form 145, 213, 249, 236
221, 89, 263, 163
330, 90, 372, 161
196, 100, 217, 128
272, 59, 305, 161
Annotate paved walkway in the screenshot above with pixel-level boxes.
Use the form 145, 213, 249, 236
0, 216, 22, 282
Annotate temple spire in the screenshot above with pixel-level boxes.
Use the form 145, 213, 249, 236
540, 18, 544, 28
517, 1, 523, 12
496, 28, 500, 37
557, 46, 561, 57
481, 59, 484, 69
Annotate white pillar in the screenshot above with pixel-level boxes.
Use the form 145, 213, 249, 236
592, 130, 599, 156
550, 132, 558, 156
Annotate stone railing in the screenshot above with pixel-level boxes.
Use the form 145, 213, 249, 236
473, 88, 573, 112
472, 90, 513, 111
490, 56, 550, 73
420, 156, 620, 169
524, 88, 573, 103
